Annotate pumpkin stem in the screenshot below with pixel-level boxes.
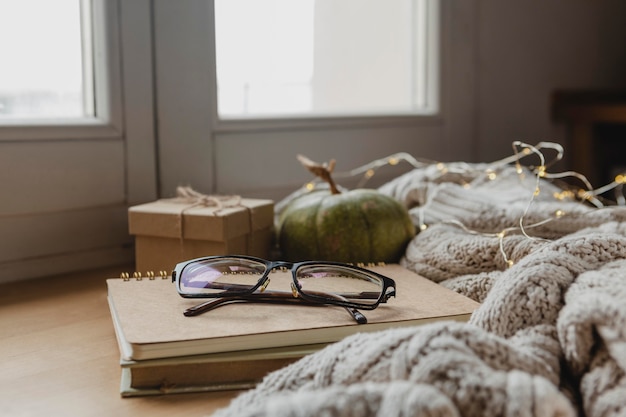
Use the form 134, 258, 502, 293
297, 154, 341, 194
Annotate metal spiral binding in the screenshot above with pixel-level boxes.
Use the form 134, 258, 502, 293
120, 270, 169, 281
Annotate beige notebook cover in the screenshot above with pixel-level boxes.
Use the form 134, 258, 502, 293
107, 264, 480, 361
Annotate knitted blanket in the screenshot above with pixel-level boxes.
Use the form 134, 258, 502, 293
214, 163, 626, 417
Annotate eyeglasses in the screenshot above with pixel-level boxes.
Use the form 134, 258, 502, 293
171, 255, 396, 324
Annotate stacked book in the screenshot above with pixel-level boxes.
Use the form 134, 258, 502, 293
106, 264, 480, 397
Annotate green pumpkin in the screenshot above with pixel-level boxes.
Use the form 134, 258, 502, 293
277, 156, 416, 263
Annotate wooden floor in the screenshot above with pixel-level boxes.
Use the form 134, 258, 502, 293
0, 266, 238, 417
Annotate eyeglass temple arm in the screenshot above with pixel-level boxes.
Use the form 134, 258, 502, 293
183, 291, 367, 324
300, 289, 368, 323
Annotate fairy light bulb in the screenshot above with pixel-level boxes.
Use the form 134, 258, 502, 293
578, 189, 591, 201
554, 190, 575, 201
365, 169, 375, 179
537, 166, 546, 177
388, 157, 399, 166
305, 182, 315, 191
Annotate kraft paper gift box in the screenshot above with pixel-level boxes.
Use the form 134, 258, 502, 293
128, 198, 274, 273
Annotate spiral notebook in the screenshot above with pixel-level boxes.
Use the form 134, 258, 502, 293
107, 264, 480, 362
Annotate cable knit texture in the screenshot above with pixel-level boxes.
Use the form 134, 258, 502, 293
213, 163, 626, 417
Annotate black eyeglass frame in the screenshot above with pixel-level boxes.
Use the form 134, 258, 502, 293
171, 255, 397, 311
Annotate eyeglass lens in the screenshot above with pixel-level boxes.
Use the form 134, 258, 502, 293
295, 264, 383, 306
178, 257, 266, 295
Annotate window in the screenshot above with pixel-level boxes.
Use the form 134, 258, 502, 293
214, 0, 439, 119
0, 0, 150, 284
0, 0, 93, 120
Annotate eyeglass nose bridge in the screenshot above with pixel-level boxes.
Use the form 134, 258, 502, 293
267, 260, 294, 272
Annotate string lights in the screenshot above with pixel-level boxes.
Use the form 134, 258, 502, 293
297, 142, 626, 268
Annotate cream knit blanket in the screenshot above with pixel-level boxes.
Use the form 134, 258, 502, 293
214, 163, 626, 417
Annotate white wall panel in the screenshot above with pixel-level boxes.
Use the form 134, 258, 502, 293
120, 0, 158, 205
153, 0, 216, 198
214, 124, 443, 199
0, 140, 125, 214
0, 206, 129, 264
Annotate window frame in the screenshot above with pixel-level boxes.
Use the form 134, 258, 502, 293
210, 0, 442, 134
0, 0, 123, 141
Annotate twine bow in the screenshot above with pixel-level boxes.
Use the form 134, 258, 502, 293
171, 186, 242, 211
161, 186, 244, 249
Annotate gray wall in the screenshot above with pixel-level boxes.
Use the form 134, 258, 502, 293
474, 0, 626, 163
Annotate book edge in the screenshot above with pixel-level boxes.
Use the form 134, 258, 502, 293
107, 293, 134, 361
127, 312, 474, 360
120, 368, 255, 397
120, 343, 327, 368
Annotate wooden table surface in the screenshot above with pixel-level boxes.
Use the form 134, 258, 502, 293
0, 266, 239, 417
